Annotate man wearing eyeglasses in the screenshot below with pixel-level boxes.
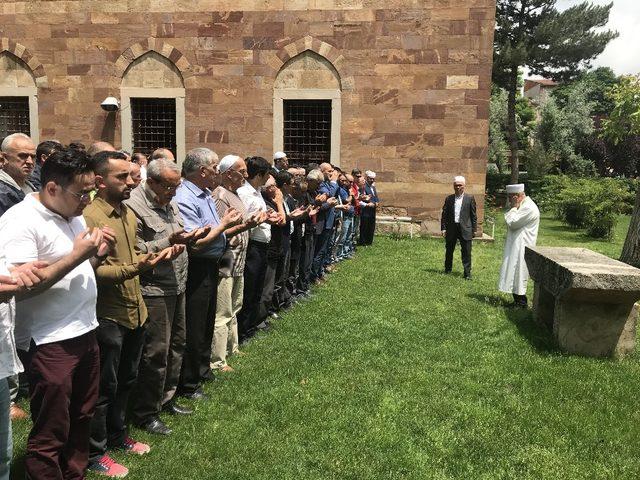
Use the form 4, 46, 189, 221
125, 158, 209, 436
0, 148, 113, 479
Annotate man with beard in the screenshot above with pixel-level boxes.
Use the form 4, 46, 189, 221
84, 150, 181, 477
498, 184, 540, 308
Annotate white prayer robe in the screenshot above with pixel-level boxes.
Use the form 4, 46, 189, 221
498, 196, 540, 295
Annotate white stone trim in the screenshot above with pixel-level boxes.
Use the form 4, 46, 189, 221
0, 86, 39, 143
120, 87, 186, 165
273, 88, 342, 166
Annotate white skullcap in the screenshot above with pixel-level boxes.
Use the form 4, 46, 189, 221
365, 170, 376, 178
218, 154, 241, 173
454, 175, 466, 184
506, 183, 525, 194
274, 151, 287, 160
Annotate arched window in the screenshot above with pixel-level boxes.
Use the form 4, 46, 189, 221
120, 51, 185, 161
274, 50, 341, 166
0, 52, 39, 142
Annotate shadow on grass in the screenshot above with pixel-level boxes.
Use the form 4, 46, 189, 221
422, 267, 465, 278
545, 223, 578, 233
467, 293, 559, 355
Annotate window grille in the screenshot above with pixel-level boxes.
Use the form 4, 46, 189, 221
131, 98, 176, 158
283, 100, 332, 165
0, 96, 30, 140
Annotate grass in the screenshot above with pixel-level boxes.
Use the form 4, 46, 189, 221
11, 213, 640, 479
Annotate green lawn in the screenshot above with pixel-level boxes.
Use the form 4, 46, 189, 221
12, 213, 640, 479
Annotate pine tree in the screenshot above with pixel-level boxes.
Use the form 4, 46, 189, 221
492, 0, 617, 183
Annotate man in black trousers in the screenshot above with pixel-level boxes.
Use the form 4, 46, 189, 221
440, 175, 477, 280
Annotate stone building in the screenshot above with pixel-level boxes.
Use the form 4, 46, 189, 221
0, 0, 495, 228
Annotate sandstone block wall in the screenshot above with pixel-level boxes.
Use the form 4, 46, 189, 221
0, 0, 495, 226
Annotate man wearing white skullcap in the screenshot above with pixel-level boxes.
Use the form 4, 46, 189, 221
498, 183, 540, 307
212, 155, 263, 371
273, 151, 288, 173
441, 175, 477, 279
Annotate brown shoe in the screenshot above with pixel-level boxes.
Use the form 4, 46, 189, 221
10, 403, 28, 421
220, 365, 235, 373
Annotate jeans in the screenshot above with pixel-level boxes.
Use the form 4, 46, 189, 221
336, 215, 354, 259
311, 229, 332, 281
0, 377, 11, 480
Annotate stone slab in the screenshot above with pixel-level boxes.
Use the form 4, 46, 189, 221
525, 246, 640, 297
525, 246, 640, 358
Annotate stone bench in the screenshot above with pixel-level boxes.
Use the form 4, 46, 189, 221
524, 246, 640, 358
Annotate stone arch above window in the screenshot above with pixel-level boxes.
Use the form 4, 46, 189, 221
115, 38, 193, 80
119, 48, 186, 164
274, 50, 341, 91
0, 38, 47, 88
121, 51, 185, 89
270, 36, 353, 91
272, 42, 344, 167
0, 52, 36, 88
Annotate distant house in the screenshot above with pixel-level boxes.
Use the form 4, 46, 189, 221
523, 78, 558, 105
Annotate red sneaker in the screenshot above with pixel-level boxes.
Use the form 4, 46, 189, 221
122, 436, 151, 455
88, 455, 129, 478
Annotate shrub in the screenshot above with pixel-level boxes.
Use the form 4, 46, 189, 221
553, 177, 634, 238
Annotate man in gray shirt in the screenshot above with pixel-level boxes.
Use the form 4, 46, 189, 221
125, 159, 208, 435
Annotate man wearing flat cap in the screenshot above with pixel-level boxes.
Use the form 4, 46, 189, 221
498, 183, 540, 307
441, 176, 477, 279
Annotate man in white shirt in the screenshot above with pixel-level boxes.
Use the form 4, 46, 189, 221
440, 176, 477, 279
0, 261, 48, 480
236, 156, 281, 341
0, 148, 113, 479
498, 183, 540, 307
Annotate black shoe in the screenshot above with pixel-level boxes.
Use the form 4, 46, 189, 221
464, 274, 472, 280
139, 416, 172, 435
180, 388, 209, 401
444, 269, 451, 274
162, 402, 193, 416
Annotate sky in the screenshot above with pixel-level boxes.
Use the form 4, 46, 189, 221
526, 0, 639, 78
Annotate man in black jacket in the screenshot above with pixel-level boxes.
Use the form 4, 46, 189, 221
440, 176, 477, 280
